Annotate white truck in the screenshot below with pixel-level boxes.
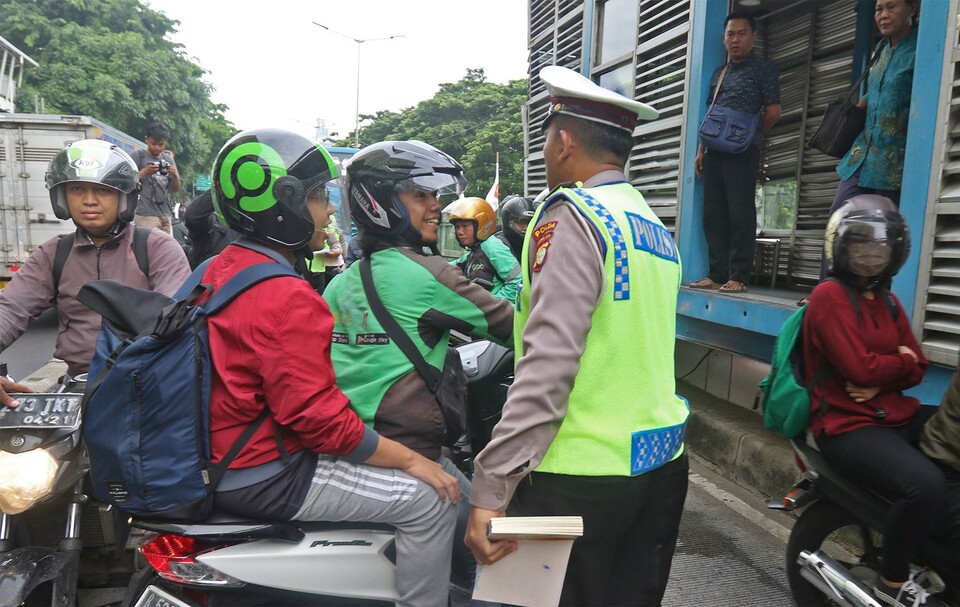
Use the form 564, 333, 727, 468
0, 113, 144, 283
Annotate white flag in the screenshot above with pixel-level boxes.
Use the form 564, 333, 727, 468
485, 152, 500, 210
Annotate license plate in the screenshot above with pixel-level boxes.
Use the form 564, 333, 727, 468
134, 585, 194, 607
0, 393, 81, 429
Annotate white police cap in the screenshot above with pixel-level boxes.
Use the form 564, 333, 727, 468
540, 66, 658, 133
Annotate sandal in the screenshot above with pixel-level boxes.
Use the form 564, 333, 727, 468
688, 278, 720, 289
718, 280, 747, 293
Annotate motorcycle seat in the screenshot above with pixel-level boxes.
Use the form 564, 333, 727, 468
793, 438, 959, 570
793, 439, 891, 530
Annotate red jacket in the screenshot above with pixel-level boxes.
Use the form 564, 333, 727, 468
803, 280, 927, 438
206, 245, 367, 468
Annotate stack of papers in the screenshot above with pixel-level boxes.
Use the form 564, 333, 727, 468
487, 516, 584, 540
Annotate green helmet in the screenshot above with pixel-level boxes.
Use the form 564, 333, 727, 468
45, 139, 140, 222
212, 129, 339, 250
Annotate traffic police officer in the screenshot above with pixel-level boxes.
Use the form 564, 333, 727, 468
465, 66, 690, 606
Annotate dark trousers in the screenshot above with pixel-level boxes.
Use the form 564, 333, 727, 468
702, 147, 760, 285
816, 408, 945, 582
819, 169, 901, 280
507, 453, 689, 606
944, 477, 960, 546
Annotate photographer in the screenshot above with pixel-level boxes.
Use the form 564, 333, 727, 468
132, 121, 180, 234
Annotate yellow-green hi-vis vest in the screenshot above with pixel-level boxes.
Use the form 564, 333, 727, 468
516, 182, 689, 477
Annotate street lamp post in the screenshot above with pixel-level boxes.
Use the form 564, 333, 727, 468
312, 22, 405, 148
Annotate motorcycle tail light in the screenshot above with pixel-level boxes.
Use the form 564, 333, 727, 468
139, 533, 244, 587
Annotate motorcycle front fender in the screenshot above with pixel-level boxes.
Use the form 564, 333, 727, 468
0, 546, 70, 607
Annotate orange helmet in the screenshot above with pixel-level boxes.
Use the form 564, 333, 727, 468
443, 196, 498, 241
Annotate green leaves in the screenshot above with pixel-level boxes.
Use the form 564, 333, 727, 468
339, 69, 527, 199
2, 0, 236, 195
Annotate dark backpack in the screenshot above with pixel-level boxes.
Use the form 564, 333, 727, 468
187, 214, 241, 269
77, 258, 298, 521
758, 280, 899, 439
51, 227, 151, 302
183, 190, 241, 269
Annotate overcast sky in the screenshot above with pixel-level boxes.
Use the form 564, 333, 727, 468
145, 0, 530, 142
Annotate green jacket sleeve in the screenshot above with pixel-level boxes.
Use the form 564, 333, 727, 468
429, 261, 514, 347
481, 237, 521, 304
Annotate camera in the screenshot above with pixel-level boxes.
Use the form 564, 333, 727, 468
156, 158, 170, 176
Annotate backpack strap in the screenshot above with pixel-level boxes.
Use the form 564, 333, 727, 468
173, 256, 217, 302
810, 363, 831, 416
879, 287, 899, 321
204, 262, 300, 315
825, 277, 900, 323
132, 226, 151, 279
51, 232, 76, 304
825, 277, 863, 324
359, 257, 443, 393
206, 408, 271, 489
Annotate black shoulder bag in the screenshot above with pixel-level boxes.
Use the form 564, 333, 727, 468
358, 257, 468, 447
808, 41, 886, 158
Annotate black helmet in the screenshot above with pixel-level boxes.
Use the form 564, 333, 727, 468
45, 139, 140, 222
345, 140, 466, 245
212, 128, 338, 251
499, 194, 536, 257
825, 195, 910, 284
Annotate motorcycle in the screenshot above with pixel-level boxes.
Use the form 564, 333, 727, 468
770, 436, 960, 607
0, 371, 140, 607
124, 339, 514, 607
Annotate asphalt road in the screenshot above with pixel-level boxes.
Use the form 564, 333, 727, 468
665, 456, 795, 606
2, 306, 59, 379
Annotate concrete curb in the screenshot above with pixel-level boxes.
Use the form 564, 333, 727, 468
679, 381, 801, 499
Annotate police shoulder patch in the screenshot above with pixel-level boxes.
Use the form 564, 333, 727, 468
532, 240, 551, 272
531, 219, 559, 273
533, 220, 558, 244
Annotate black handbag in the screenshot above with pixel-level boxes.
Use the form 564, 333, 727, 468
359, 258, 467, 447
808, 43, 885, 158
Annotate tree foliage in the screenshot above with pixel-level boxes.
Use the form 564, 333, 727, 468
337, 69, 528, 199
1, 0, 235, 193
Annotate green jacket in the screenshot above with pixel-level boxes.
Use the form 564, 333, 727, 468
453, 234, 521, 303
325, 247, 513, 459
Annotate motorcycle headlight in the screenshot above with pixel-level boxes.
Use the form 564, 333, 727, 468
0, 449, 60, 514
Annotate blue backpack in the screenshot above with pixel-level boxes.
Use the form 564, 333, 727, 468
78, 258, 298, 521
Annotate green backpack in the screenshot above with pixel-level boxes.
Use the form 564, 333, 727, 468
757, 306, 826, 439
758, 281, 899, 439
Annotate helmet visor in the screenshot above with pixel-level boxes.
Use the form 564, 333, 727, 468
511, 217, 531, 234
394, 172, 467, 197
837, 212, 903, 278
846, 240, 892, 278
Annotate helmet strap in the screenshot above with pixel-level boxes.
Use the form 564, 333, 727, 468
75, 220, 126, 244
